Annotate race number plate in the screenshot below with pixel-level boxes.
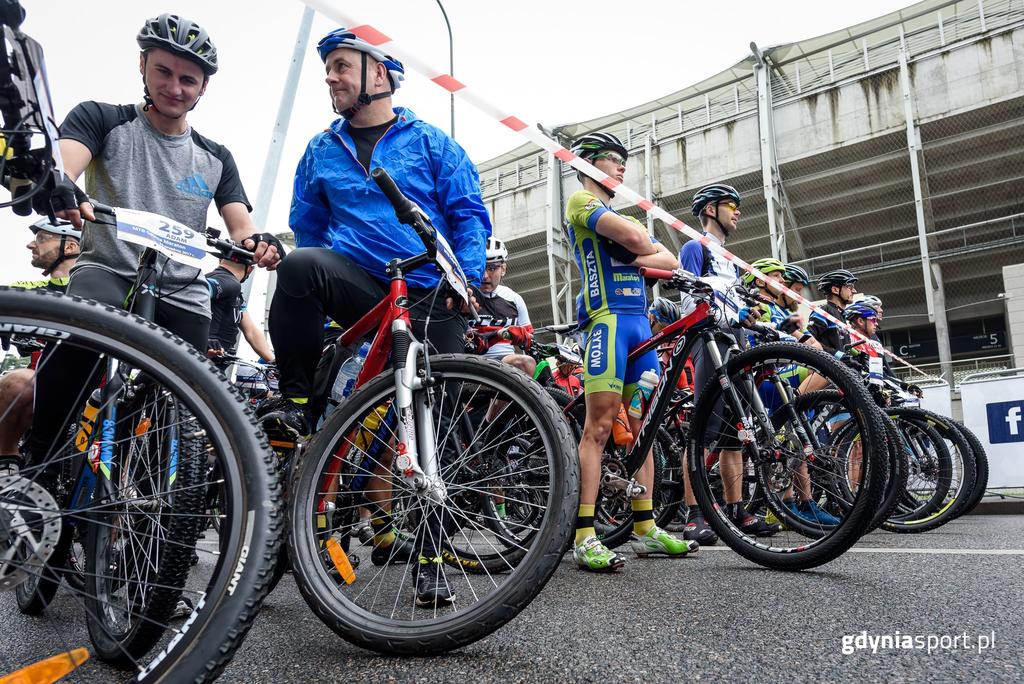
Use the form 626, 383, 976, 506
434, 229, 470, 304
115, 208, 206, 269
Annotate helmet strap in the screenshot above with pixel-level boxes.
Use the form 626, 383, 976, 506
340, 52, 393, 120
706, 201, 730, 240
42, 235, 71, 277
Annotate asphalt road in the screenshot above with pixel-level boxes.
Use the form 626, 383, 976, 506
3, 515, 1022, 683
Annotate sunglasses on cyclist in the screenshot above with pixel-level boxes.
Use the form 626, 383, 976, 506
718, 201, 739, 212
591, 152, 626, 167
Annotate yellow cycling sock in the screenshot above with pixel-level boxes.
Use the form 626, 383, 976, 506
632, 498, 655, 536
575, 504, 596, 546
370, 516, 395, 548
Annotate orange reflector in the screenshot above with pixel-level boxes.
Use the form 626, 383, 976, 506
269, 440, 296, 450
325, 538, 356, 585
133, 416, 151, 437
1, 648, 89, 684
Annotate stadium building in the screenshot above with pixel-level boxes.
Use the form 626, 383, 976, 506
480, 0, 1024, 384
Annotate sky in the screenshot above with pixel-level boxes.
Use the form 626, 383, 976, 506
1, 0, 921, 354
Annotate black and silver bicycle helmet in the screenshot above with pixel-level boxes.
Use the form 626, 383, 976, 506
137, 13, 218, 75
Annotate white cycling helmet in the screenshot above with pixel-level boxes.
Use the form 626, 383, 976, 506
485, 237, 508, 263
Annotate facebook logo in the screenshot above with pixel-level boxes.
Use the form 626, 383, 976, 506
986, 400, 1024, 444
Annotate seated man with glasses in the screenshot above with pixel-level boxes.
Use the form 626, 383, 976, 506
470, 237, 535, 376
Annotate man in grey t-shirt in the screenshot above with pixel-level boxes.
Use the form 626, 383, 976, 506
27, 13, 281, 462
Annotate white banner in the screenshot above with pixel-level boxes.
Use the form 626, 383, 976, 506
960, 373, 1024, 488
919, 381, 952, 418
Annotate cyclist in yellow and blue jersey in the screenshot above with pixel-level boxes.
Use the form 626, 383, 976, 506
564, 132, 697, 572
1, 219, 79, 474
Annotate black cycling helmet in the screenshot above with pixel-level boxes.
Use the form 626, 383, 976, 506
648, 297, 681, 326
570, 132, 628, 162
817, 269, 858, 293
783, 263, 810, 286
691, 184, 741, 219
137, 14, 218, 75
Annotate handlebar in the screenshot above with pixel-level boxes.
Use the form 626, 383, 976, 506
206, 227, 255, 265
371, 167, 437, 256
533, 322, 579, 337
89, 201, 255, 264
0, 1, 25, 29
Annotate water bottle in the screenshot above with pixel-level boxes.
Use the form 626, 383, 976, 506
75, 388, 103, 452
627, 371, 659, 420
332, 341, 371, 401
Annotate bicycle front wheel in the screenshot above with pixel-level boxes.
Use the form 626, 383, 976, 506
688, 342, 886, 570
288, 354, 578, 655
0, 288, 282, 682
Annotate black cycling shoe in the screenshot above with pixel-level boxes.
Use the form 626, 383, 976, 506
735, 514, 781, 537
413, 556, 455, 607
370, 532, 416, 567
684, 514, 719, 546
259, 399, 311, 439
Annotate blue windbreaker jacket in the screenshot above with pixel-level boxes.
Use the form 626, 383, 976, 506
290, 107, 490, 288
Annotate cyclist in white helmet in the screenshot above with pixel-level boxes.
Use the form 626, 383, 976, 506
0, 219, 81, 474
470, 237, 535, 375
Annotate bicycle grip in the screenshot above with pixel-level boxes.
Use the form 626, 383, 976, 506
370, 167, 416, 222
638, 267, 675, 280
90, 201, 115, 217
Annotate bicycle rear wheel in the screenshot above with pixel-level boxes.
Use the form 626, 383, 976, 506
688, 342, 886, 570
882, 408, 976, 533
0, 288, 282, 682
287, 354, 577, 655
952, 420, 988, 517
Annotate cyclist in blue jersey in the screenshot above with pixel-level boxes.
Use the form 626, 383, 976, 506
564, 132, 695, 573
263, 28, 491, 606
679, 184, 779, 536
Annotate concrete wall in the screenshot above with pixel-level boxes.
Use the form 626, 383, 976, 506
1003, 263, 1024, 369
486, 26, 1024, 243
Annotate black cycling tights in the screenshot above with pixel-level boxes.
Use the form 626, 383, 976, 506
269, 248, 467, 399
26, 267, 210, 461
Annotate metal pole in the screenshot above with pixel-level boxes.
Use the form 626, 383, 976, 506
250, 6, 315, 329
752, 42, 786, 262
898, 44, 937, 322
435, 0, 454, 138
931, 263, 954, 382
252, 7, 315, 231
545, 153, 564, 326
643, 134, 661, 299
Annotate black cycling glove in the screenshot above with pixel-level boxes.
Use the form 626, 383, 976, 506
599, 236, 638, 264
33, 170, 89, 218
245, 232, 286, 259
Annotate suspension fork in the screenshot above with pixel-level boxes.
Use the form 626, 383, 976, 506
704, 332, 760, 453
390, 321, 446, 503
763, 372, 823, 463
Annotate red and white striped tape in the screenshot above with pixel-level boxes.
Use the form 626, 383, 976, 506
299, 0, 934, 380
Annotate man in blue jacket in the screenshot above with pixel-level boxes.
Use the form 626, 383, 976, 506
266, 28, 489, 431
263, 28, 490, 605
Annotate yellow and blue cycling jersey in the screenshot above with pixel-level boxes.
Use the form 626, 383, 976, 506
565, 190, 658, 327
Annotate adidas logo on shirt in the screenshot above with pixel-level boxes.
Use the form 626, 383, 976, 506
176, 173, 214, 199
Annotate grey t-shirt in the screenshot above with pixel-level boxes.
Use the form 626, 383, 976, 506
59, 102, 251, 317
